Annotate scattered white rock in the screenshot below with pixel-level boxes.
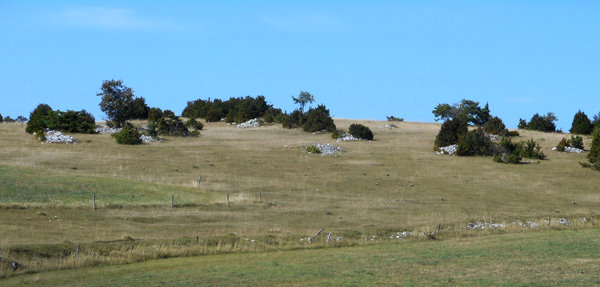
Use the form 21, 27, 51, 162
43, 130, 76, 143
312, 143, 342, 156
380, 124, 398, 129
95, 125, 122, 133
558, 218, 572, 226
336, 133, 358, 142
390, 231, 413, 239
236, 118, 261, 128
140, 135, 160, 143
552, 146, 584, 153
437, 145, 458, 155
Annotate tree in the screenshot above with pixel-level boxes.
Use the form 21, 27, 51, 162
15, 116, 27, 122
97, 80, 135, 128
432, 99, 489, 126
292, 91, 314, 113
0, 112, 3, 122
570, 110, 593, 135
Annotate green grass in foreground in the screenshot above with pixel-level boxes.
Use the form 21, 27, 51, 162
4, 229, 599, 286
0, 165, 217, 206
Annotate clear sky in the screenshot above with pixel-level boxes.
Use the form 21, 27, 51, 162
1, 1, 598, 129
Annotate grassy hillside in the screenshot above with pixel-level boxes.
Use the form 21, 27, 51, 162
4, 229, 599, 286
0, 120, 598, 282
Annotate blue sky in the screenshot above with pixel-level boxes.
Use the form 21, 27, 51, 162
1, 1, 598, 129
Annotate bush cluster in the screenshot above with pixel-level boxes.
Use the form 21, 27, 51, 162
349, 124, 374, 140
182, 96, 280, 124
456, 128, 494, 156
26, 104, 96, 134
282, 105, 336, 133
493, 138, 545, 164
518, 113, 557, 132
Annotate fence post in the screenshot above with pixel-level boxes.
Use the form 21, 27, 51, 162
226, 194, 230, 207
198, 176, 202, 189
259, 191, 262, 203
93, 192, 96, 210
171, 195, 174, 208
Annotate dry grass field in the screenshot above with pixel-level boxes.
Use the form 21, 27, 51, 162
0, 119, 598, 283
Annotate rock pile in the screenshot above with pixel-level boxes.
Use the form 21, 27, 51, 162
140, 135, 160, 143
336, 133, 358, 142
236, 118, 261, 128
552, 146, 584, 153
380, 124, 398, 129
313, 143, 341, 156
95, 125, 122, 133
437, 144, 458, 155
44, 130, 76, 143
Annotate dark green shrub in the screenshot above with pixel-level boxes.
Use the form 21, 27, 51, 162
493, 138, 522, 164
147, 120, 159, 138
148, 107, 163, 122
506, 130, 520, 137
556, 137, 570, 152
302, 105, 336, 133
0, 112, 3, 122
26, 104, 54, 133
456, 128, 493, 156
570, 110, 593, 135
349, 123, 374, 140
113, 123, 142, 145
570, 135, 584, 150
434, 117, 468, 148
517, 139, 546, 159
4, 116, 15, 122
587, 126, 600, 166
483, 116, 507, 135
185, 118, 204, 130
